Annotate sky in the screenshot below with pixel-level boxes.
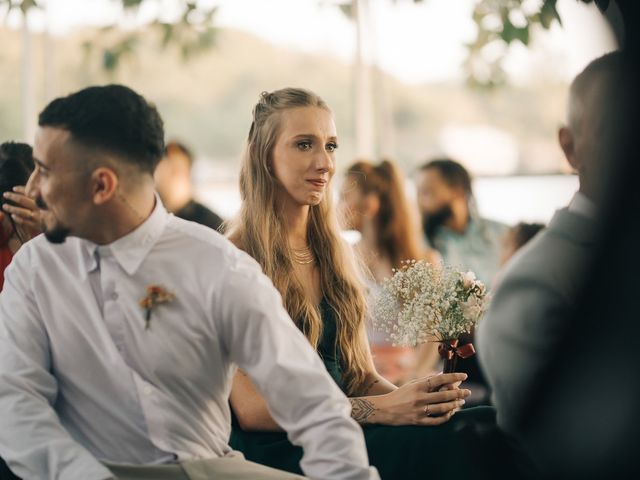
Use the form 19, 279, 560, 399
5, 0, 617, 85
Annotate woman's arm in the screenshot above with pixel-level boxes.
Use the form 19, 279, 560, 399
230, 367, 469, 432
349, 373, 469, 426
230, 370, 283, 432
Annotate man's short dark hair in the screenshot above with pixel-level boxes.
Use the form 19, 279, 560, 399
419, 158, 473, 197
38, 85, 165, 174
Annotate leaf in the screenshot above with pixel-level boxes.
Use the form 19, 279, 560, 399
338, 4, 353, 19
122, 0, 144, 9
102, 49, 118, 71
538, 0, 562, 29
160, 22, 174, 49
18, 0, 39, 14
500, 18, 530, 45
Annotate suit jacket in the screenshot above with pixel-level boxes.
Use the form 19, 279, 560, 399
477, 208, 597, 436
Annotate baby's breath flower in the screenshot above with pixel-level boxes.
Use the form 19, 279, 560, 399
373, 261, 489, 346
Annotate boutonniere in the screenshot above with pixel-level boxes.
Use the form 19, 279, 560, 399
139, 285, 175, 330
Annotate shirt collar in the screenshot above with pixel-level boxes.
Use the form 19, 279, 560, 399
77, 195, 169, 278
568, 192, 596, 220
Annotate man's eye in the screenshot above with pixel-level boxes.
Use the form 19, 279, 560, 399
326, 142, 338, 152
297, 141, 312, 151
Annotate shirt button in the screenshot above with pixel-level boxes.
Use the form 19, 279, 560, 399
143, 385, 153, 395
111, 292, 118, 300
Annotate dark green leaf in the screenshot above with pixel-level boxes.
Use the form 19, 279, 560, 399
539, 0, 562, 29
338, 4, 353, 19
500, 18, 530, 45
103, 50, 118, 71
122, 0, 144, 9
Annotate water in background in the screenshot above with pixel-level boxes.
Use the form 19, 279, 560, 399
196, 174, 578, 227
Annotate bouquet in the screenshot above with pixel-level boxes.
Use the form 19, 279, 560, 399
373, 260, 488, 373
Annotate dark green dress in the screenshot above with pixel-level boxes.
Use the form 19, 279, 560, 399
230, 299, 520, 479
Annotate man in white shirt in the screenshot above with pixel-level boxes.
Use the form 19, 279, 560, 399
0, 85, 378, 480
477, 51, 621, 466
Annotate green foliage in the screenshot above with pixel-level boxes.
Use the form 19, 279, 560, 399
335, 0, 603, 88
0, 0, 40, 15
461, 0, 604, 87
0, 0, 217, 72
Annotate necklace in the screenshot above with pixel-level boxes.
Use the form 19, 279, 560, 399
291, 245, 315, 265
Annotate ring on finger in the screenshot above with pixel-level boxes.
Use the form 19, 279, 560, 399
424, 404, 430, 416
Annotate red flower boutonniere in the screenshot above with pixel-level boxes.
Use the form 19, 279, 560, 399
139, 285, 175, 330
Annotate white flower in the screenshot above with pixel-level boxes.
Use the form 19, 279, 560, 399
373, 261, 488, 346
461, 271, 477, 289
461, 295, 483, 322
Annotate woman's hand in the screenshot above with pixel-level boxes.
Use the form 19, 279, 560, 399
351, 373, 470, 426
2, 186, 42, 241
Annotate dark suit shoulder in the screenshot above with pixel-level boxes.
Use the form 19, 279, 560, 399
175, 200, 224, 232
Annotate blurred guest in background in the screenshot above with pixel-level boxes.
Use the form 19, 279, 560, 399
499, 222, 545, 267
477, 51, 621, 469
154, 140, 224, 231
0, 141, 38, 291
415, 158, 506, 402
416, 158, 507, 286
340, 159, 441, 384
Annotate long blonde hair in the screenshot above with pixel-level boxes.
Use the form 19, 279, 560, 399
227, 88, 369, 395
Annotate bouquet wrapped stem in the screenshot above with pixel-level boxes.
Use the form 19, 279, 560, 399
438, 339, 476, 374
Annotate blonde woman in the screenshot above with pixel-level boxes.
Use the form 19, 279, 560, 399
227, 88, 513, 479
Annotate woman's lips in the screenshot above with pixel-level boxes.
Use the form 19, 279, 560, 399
307, 179, 327, 188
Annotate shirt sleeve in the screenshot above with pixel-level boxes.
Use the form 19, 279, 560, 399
215, 250, 379, 480
0, 246, 113, 480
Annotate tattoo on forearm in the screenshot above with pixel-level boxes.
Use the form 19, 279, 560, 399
350, 398, 376, 423
363, 379, 380, 395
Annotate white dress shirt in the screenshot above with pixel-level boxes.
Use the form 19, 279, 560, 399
0, 199, 377, 480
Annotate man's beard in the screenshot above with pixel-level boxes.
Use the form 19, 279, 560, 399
422, 204, 453, 247
37, 196, 71, 244
44, 225, 71, 244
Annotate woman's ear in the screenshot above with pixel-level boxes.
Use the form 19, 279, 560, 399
90, 167, 119, 205
363, 193, 380, 219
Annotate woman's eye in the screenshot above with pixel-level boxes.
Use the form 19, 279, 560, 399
326, 142, 338, 153
297, 141, 312, 151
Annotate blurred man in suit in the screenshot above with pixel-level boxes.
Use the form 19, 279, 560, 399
154, 141, 224, 231
477, 50, 621, 459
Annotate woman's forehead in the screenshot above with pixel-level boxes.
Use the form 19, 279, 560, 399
278, 106, 336, 137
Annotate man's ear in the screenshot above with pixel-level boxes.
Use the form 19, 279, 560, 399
90, 167, 119, 205
559, 126, 580, 171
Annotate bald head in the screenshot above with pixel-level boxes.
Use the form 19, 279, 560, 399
560, 51, 623, 200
